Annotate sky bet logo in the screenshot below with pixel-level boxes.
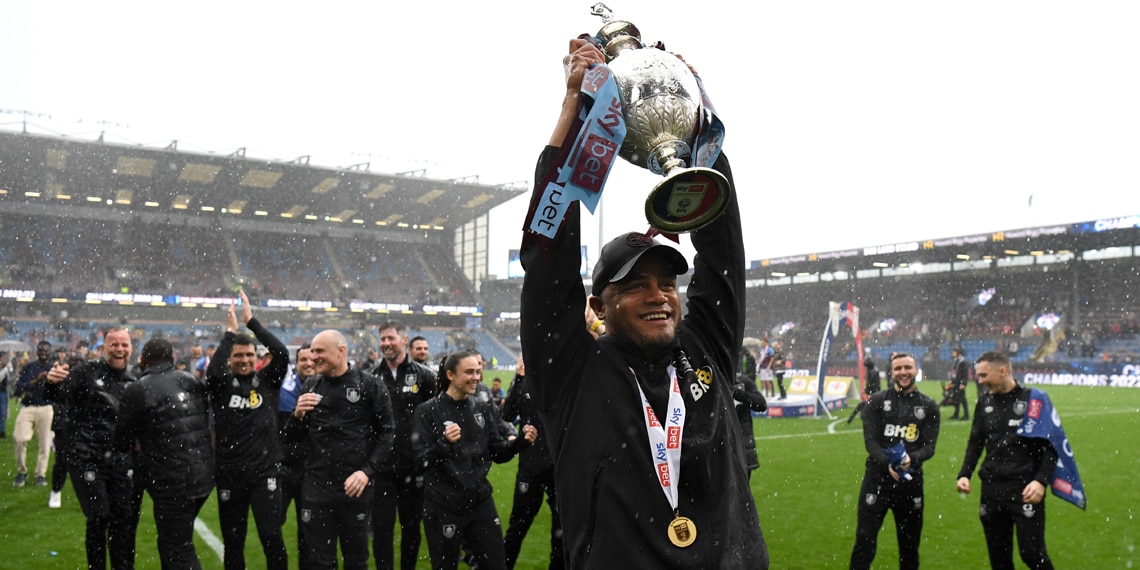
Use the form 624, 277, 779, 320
569, 132, 618, 194
883, 423, 919, 442
228, 390, 263, 410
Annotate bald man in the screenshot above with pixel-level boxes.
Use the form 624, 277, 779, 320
285, 329, 395, 570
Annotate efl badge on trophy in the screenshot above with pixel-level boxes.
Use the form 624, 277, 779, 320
589, 3, 730, 233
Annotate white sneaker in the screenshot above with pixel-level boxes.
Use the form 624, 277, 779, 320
48, 491, 62, 509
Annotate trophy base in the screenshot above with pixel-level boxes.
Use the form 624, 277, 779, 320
644, 167, 731, 233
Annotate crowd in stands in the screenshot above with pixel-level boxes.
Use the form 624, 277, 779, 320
1, 214, 476, 307
745, 255, 1140, 366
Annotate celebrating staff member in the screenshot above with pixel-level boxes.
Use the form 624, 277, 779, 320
500, 357, 564, 570
412, 350, 536, 570
12, 340, 55, 488
957, 351, 1057, 570
850, 353, 940, 570
45, 327, 141, 570
279, 343, 313, 568
518, 38, 767, 567
114, 339, 214, 569
206, 291, 290, 570
285, 329, 395, 570
368, 320, 437, 570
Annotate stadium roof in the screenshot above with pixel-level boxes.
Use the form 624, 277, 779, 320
0, 129, 526, 232
749, 213, 1140, 279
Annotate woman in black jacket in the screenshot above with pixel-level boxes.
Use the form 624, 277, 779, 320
412, 350, 536, 570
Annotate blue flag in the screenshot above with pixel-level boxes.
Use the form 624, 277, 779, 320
1017, 388, 1086, 510
884, 442, 913, 482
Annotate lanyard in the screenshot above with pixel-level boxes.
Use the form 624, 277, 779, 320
634, 365, 686, 510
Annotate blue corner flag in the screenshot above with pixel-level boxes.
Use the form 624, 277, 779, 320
1017, 388, 1086, 510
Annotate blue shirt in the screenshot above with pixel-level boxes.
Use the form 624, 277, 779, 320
16, 359, 54, 406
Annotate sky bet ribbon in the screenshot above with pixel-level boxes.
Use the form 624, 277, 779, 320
1017, 388, 1086, 509
528, 63, 626, 239
691, 74, 725, 171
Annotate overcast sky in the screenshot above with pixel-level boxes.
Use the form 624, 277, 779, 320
3, 1, 1138, 279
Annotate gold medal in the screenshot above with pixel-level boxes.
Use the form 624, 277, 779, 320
667, 515, 697, 548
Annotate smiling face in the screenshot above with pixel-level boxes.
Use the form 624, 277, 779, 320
229, 342, 258, 376
36, 342, 52, 363
378, 326, 407, 364
591, 254, 681, 354
446, 356, 482, 399
409, 339, 430, 364
296, 348, 316, 379
891, 355, 918, 393
975, 360, 1014, 395
103, 330, 132, 371
309, 331, 348, 377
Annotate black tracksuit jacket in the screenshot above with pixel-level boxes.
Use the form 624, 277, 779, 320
369, 355, 437, 472
284, 368, 395, 503
45, 359, 136, 472
412, 391, 525, 513
206, 317, 290, 486
520, 147, 767, 569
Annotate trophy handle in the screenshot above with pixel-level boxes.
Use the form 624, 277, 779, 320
645, 167, 731, 234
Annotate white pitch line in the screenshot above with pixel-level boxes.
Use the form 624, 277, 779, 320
758, 406, 1138, 442
194, 517, 225, 562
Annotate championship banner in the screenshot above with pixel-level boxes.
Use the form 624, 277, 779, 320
1018, 388, 1087, 509
814, 302, 860, 416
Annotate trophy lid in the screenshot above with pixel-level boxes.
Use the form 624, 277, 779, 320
591, 3, 643, 60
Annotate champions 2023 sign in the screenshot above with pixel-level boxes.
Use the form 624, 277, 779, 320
1019, 362, 1140, 388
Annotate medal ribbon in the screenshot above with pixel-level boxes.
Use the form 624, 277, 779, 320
634, 365, 686, 510
527, 63, 626, 238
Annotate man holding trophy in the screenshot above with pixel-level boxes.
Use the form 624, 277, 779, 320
519, 8, 768, 566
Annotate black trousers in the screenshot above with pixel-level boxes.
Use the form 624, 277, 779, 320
51, 426, 69, 492
280, 464, 308, 569
152, 493, 208, 570
423, 495, 506, 570
850, 471, 924, 570
952, 385, 970, 418
775, 372, 787, 399
372, 467, 426, 570
503, 468, 563, 570
979, 486, 1053, 570
217, 473, 288, 570
300, 491, 373, 570
69, 464, 140, 570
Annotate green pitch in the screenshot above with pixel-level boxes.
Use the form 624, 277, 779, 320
2, 379, 1135, 568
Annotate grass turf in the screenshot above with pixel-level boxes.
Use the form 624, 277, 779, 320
1, 377, 1135, 568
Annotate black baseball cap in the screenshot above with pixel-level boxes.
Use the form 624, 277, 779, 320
591, 232, 689, 296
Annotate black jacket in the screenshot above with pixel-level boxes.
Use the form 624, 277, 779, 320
284, 368, 395, 503
206, 317, 290, 485
500, 375, 552, 478
412, 392, 525, 512
958, 383, 1058, 494
951, 357, 970, 389
369, 354, 437, 471
45, 359, 136, 472
114, 362, 214, 500
864, 356, 880, 395
520, 148, 767, 569
861, 386, 940, 478
733, 375, 767, 472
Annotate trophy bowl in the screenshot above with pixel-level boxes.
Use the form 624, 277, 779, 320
591, 4, 731, 233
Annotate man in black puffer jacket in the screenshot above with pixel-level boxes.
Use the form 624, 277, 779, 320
115, 338, 215, 570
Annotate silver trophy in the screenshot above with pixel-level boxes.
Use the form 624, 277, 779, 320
590, 3, 731, 233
